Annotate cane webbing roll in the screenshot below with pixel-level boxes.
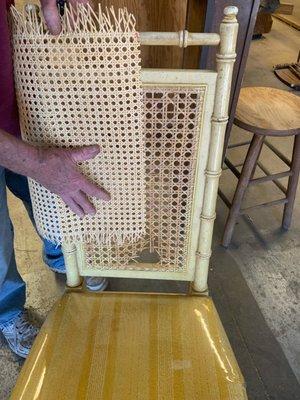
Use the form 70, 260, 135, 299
11, 4, 145, 245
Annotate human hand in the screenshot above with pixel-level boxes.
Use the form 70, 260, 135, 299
32, 145, 110, 217
40, 0, 89, 35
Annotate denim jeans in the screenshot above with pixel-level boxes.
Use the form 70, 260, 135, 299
0, 167, 64, 325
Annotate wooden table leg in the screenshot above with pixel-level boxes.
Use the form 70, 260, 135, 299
222, 134, 264, 247
282, 134, 300, 230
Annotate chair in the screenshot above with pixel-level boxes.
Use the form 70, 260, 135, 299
10, 5, 247, 400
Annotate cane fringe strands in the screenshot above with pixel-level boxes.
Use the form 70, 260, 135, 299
10, 4, 137, 35
11, 4, 145, 246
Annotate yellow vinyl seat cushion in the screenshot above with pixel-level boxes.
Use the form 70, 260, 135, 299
11, 292, 247, 400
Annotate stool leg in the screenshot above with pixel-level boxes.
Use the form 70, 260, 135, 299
222, 135, 264, 247
250, 141, 264, 180
282, 134, 300, 230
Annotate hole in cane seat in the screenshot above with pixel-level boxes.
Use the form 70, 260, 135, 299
135, 248, 161, 263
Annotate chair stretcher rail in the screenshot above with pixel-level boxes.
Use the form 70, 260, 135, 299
138, 31, 220, 47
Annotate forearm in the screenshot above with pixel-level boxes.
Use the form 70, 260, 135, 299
0, 128, 109, 216
0, 128, 39, 178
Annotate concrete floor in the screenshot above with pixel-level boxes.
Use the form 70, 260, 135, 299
219, 17, 300, 381
0, 18, 300, 400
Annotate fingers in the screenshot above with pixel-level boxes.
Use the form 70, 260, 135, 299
41, 0, 91, 35
69, 145, 100, 163
40, 0, 62, 35
82, 179, 111, 201
73, 190, 96, 215
62, 195, 85, 218
62, 184, 109, 217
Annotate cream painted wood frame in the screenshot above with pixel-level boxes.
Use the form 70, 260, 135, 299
62, 7, 239, 293
73, 69, 216, 282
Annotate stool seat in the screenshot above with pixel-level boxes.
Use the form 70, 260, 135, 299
10, 291, 247, 400
235, 87, 300, 136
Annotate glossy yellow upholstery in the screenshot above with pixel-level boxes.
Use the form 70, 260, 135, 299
11, 292, 247, 400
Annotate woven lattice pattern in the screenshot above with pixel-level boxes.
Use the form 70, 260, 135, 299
84, 86, 206, 273
11, 5, 145, 245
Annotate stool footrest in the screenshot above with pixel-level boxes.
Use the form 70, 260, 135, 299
240, 198, 288, 214
265, 140, 291, 166
228, 140, 251, 149
224, 157, 241, 178
249, 170, 292, 186
223, 162, 244, 171
257, 162, 287, 194
218, 189, 232, 208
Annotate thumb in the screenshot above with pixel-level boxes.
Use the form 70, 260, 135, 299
40, 0, 62, 35
68, 145, 101, 163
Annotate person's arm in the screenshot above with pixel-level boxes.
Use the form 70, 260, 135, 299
0, 129, 110, 217
0, 0, 110, 217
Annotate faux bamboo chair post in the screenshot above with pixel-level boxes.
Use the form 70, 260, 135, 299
192, 7, 238, 292
62, 243, 82, 288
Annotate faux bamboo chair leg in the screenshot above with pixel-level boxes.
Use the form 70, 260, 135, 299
282, 134, 300, 230
222, 134, 265, 247
62, 243, 82, 287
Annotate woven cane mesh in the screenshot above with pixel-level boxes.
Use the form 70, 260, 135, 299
11, 4, 145, 245
83, 86, 206, 273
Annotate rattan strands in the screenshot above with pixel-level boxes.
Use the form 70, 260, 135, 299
11, 4, 146, 246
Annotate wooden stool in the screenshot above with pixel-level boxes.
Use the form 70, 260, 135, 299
220, 87, 300, 247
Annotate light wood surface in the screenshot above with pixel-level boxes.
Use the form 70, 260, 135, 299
11, 292, 247, 400
235, 87, 300, 136
274, 66, 300, 90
